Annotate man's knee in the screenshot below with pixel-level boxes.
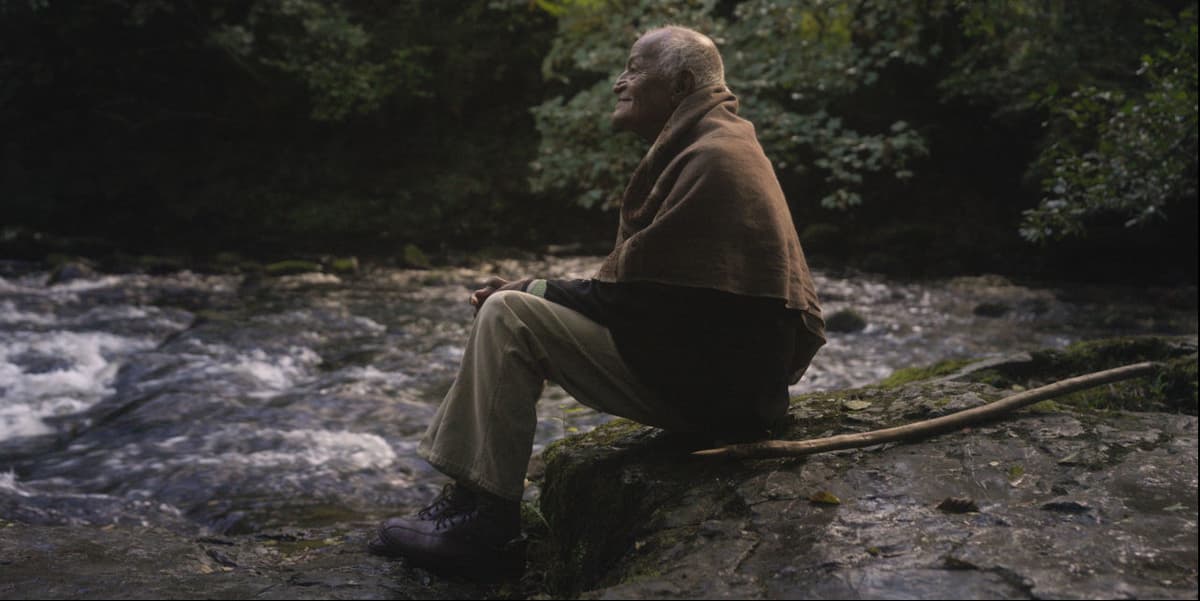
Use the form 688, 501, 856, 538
477, 290, 537, 325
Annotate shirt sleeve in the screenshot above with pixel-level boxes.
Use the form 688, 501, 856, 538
533, 278, 615, 328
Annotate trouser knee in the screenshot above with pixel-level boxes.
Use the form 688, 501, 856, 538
477, 290, 534, 327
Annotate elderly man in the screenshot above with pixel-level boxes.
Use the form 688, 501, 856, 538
368, 25, 825, 572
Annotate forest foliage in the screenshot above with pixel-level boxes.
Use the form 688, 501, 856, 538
1, 0, 1196, 278
531, 0, 1197, 243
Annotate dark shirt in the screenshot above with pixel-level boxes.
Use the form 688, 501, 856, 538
539, 278, 807, 437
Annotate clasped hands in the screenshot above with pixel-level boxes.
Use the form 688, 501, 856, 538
469, 276, 531, 313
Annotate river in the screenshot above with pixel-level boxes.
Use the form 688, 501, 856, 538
0, 256, 1194, 535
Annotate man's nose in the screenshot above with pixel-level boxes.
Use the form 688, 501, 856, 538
613, 73, 628, 94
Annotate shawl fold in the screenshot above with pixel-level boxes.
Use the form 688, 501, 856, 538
595, 85, 825, 383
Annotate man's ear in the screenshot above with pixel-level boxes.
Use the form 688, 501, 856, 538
672, 70, 696, 101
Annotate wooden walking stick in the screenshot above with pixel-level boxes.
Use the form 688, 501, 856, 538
693, 361, 1160, 460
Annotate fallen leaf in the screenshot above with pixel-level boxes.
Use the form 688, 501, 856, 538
843, 400, 872, 411
809, 490, 842, 505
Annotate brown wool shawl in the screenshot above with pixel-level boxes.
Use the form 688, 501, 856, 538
596, 86, 825, 383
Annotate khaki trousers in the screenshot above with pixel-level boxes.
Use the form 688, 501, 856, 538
418, 291, 691, 501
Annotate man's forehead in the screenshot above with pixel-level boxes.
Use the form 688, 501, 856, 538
630, 30, 670, 59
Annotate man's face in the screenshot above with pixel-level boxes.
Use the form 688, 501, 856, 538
612, 32, 677, 142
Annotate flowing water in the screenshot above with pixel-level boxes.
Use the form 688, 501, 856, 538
0, 257, 1194, 535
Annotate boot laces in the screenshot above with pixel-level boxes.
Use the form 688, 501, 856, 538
435, 507, 474, 531
417, 482, 474, 521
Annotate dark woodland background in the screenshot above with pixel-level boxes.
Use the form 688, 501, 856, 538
2, 0, 1196, 283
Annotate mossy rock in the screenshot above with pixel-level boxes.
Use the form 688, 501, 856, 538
264, 260, 322, 276
878, 358, 975, 389
961, 336, 1198, 414
403, 244, 432, 269
327, 256, 360, 275
46, 259, 97, 284
537, 420, 737, 596
531, 336, 1197, 599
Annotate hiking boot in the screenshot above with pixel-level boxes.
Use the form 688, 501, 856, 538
367, 482, 522, 575
415, 482, 476, 522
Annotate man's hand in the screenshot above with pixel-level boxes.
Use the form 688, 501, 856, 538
470, 277, 531, 313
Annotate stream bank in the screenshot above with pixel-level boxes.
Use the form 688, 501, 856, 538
2, 336, 1194, 599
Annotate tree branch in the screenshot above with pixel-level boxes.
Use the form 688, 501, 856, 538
693, 361, 1159, 460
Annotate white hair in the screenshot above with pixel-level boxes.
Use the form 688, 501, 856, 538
648, 26, 725, 88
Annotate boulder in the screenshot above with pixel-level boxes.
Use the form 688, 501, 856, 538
530, 336, 1198, 599
825, 308, 868, 333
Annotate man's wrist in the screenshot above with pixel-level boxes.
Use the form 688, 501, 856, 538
525, 279, 547, 297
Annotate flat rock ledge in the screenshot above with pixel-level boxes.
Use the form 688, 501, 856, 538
532, 336, 1198, 599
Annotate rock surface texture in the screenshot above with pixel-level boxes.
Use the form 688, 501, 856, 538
0, 523, 490, 599
533, 337, 1198, 599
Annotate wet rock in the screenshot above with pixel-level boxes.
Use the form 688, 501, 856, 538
937, 497, 980, 513
46, 260, 97, 285
1040, 499, 1092, 514
973, 301, 1011, 317
535, 337, 1199, 599
825, 308, 867, 333
8, 349, 73, 374
959, 336, 1198, 414
0, 522, 488, 600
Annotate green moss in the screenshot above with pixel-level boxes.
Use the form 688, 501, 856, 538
137, 254, 186, 274
403, 243, 432, 269
1006, 465, 1025, 481
878, 358, 974, 389
541, 419, 646, 466
1050, 337, 1185, 371
535, 417, 747, 597
1050, 357, 1197, 414
969, 368, 1013, 389
1027, 400, 1063, 413
962, 337, 1197, 415
264, 259, 322, 276
328, 256, 359, 275
537, 420, 650, 596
